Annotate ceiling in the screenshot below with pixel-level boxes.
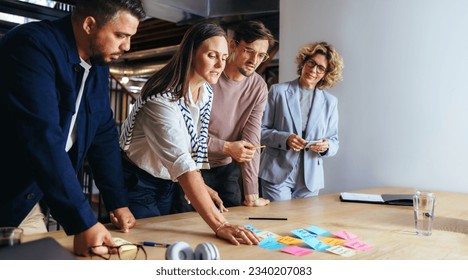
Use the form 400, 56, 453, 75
0, 0, 279, 92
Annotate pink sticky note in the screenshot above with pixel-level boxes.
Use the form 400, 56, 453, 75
344, 240, 373, 251
333, 230, 359, 240
281, 246, 313, 256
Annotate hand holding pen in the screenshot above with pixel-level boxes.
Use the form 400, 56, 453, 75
249, 145, 265, 150
224, 140, 255, 163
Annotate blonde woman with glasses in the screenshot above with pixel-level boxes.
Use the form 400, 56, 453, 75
259, 42, 344, 201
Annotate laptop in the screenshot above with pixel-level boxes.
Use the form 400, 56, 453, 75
0, 237, 76, 260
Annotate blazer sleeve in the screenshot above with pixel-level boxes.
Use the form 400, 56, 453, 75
261, 84, 292, 150
86, 96, 129, 212
322, 95, 339, 158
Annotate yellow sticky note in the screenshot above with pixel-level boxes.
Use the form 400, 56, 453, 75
113, 237, 132, 245
113, 237, 137, 251
320, 237, 346, 246
277, 235, 304, 245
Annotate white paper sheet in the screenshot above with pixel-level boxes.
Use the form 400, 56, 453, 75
340, 192, 385, 203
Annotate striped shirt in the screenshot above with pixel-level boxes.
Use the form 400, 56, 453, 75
119, 83, 212, 181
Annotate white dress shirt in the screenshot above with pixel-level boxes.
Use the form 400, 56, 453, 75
65, 58, 91, 151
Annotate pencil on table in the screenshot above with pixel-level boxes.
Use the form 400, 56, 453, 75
250, 145, 266, 150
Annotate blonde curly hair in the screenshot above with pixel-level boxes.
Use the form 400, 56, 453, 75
295, 42, 344, 89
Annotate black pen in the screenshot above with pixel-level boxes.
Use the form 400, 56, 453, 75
248, 217, 288, 221
142, 241, 171, 248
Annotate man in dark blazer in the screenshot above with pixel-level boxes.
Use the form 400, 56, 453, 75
0, 0, 145, 256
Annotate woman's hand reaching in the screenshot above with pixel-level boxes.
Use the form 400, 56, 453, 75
215, 222, 261, 245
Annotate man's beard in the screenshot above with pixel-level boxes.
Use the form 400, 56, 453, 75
90, 52, 124, 66
89, 54, 107, 66
89, 41, 122, 66
238, 66, 254, 77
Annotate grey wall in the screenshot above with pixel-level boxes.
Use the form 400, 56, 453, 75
279, 0, 468, 194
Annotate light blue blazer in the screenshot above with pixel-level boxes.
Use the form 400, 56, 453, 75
259, 78, 339, 192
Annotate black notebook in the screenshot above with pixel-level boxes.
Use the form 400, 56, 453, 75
340, 192, 413, 206
0, 237, 76, 260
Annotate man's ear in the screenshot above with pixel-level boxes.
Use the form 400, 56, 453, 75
228, 39, 237, 54
82, 16, 97, 35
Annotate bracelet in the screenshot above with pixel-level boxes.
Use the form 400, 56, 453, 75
215, 221, 229, 235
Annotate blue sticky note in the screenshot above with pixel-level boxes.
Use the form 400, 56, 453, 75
303, 237, 331, 251
258, 236, 286, 250
291, 229, 330, 251
244, 224, 262, 234
291, 228, 316, 240
306, 225, 330, 236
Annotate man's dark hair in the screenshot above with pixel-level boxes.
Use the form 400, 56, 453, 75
233, 20, 275, 49
74, 0, 146, 26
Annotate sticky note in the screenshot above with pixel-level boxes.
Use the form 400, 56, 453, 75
112, 237, 137, 251
320, 237, 346, 246
244, 224, 262, 233
257, 230, 282, 239
291, 228, 316, 240
113, 237, 132, 245
334, 230, 359, 240
344, 240, 373, 251
291, 229, 330, 251
306, 225, 330, 236
281, 246, 313, 256
302, 237, 331, 251
277, 236, 304, 245
326, 245, 356, 257
258, 236, 286, 250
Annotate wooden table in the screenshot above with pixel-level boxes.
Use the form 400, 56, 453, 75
23, 187, 468, 259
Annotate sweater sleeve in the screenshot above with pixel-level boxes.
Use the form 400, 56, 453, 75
239, 83, 268, 196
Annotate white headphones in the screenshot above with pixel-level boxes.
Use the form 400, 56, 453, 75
165, 241, 221, 260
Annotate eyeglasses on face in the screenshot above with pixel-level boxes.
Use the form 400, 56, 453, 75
304, 60, 327, 74
235, 41, 269, 63
88, 244, 148, 260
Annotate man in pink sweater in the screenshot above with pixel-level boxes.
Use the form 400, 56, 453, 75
207, 21, 276, 208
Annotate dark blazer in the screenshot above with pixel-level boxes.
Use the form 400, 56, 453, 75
0, 16, 127, 234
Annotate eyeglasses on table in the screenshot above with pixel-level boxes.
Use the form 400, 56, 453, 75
88, 243, 147, 260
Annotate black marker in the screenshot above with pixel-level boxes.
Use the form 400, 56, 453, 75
248, 217, 288, 221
